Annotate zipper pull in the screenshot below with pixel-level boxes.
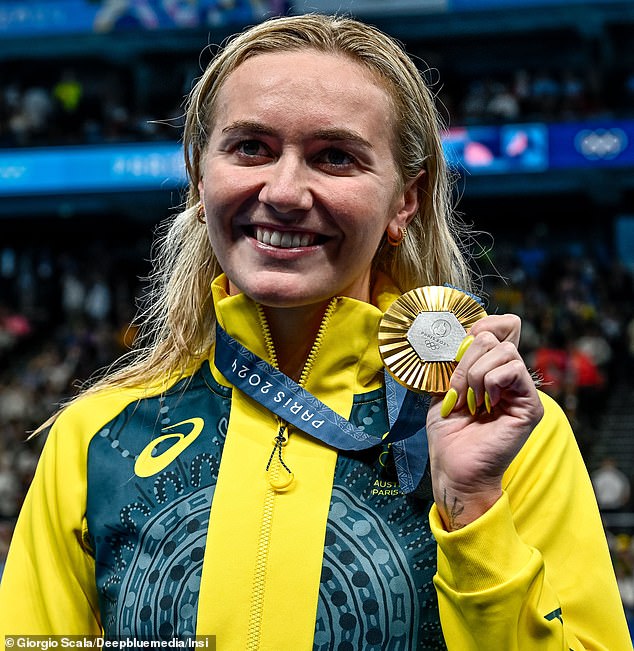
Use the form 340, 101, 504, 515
266, 422, 294, 490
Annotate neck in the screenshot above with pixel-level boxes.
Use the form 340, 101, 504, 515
261, 302, 332, 382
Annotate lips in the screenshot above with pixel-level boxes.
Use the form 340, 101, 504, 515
253, 226, 319, 248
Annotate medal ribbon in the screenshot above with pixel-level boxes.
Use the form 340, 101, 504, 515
385, 371, 430, 494
214, 323, 429, 491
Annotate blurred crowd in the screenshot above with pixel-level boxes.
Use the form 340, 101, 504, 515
2, 62, 634, 148
486, 229, 634, 454
448, 67, 634, 125
0, 65, 187, 148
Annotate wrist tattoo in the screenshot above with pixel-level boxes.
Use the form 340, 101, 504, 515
443, 488, 465, 530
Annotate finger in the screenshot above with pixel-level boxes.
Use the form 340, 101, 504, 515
470, 314, 521, 348
441, 351, 537, 420
450, 330, 501, 397
483, 358, 544, 425
466, 340, 521, 411
442, 330, 501, 416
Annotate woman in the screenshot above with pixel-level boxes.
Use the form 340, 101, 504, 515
0, 13, 630, 651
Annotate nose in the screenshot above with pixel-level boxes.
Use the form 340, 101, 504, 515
258, 153, 313, 213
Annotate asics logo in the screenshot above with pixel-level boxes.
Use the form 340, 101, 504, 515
134, 417, 204, 478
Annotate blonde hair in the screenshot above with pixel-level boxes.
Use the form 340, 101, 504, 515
39, 13, 474, 427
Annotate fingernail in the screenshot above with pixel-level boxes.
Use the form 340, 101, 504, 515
467, 387, 477, 416
484, 391, 492, 414
441, 388, 458, 418
455, 335, 474, 362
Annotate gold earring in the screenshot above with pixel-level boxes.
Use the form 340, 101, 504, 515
196, 203, 206, 224
387, 226, 407, 247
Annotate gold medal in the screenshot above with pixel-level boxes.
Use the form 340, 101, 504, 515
378, 286, 487, 393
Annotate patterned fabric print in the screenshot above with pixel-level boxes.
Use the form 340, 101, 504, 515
86, 368, 231, 639
314, 391, 446, 651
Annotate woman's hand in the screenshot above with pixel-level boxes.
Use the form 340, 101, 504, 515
426, 314, 544, 531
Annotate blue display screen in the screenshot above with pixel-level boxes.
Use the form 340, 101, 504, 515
443, 124, 549, 174
0, 143, 186, 195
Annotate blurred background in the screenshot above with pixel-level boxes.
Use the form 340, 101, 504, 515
1, 0, 634, 628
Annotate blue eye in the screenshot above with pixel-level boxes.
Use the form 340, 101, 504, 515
320, 148, 355, 166
237, 140, 266, 156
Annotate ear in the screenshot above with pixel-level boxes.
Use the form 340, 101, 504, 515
198, 179, 204, 198
385, 170, 425, 241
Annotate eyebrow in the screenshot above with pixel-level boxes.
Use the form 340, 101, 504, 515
222, 121, 373, 149
313, 127, 373, 150
222, 120, 276, 137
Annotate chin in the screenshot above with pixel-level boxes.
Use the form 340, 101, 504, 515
249, 289, 328, 309
231, 271, 323, 305
238, 281, 334, 309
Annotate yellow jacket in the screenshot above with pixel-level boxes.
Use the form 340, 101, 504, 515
0, 274, 630, 650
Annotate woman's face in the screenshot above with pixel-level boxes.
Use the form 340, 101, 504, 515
198, 49, 418, 307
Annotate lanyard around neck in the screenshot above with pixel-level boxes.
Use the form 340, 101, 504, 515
214, 322, 429, 492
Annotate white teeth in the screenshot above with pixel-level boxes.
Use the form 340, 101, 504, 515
254, 226, 316, 248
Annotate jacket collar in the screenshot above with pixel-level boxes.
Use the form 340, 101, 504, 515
210, 273, 402, 396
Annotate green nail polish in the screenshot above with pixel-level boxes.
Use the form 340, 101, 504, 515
484, 391, 492, 414
467, 387, 477, 416
455, 335, 474, 362
441, 388, 458, 418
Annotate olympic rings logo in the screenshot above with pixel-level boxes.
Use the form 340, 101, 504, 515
574, 128, 628, 160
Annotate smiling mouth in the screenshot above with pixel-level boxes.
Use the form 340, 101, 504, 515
252, 226, 324, 249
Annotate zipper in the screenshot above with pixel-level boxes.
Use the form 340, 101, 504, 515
257, 298, 339, 385
246, 298, 339, 650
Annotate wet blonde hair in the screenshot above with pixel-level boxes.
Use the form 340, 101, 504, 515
40, 13, 474, 424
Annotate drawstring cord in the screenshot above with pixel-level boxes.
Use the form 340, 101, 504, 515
266, 422, 292, 475
256, 298, 339, 483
